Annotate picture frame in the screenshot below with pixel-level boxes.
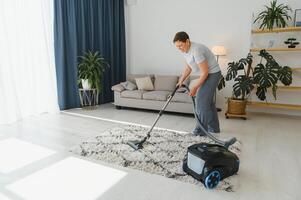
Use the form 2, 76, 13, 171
294, 9, 301, 27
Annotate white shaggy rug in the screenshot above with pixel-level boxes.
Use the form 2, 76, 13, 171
71, 125, 241, 192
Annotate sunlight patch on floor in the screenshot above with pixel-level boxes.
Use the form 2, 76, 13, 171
0, 138, 56, 173
6, 157, 127, 200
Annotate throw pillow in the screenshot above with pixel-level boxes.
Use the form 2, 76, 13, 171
120, 81, 137, 90
127, 74, 155, 85
135, 76, 154, 90
111, 84, 125, 92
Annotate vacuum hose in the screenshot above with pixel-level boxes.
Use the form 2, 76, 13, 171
181, 85, 237, 149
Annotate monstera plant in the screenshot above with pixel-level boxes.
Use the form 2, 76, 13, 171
218, 49, 292, 115
254, 0, 292, 30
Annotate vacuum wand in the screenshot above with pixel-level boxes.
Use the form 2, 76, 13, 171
127, 85, 180, 150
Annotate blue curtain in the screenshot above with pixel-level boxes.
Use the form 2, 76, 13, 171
54, 0, 126, 110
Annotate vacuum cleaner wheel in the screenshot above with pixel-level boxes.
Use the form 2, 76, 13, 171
204, 170, 221, 189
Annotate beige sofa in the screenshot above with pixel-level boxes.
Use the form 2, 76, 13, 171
111, 74, 197, 114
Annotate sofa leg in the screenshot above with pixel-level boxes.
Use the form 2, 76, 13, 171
115, 105, 122, 110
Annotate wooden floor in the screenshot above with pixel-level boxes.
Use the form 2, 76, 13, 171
0, 103, 300, 200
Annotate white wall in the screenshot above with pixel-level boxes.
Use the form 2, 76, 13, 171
125, 0, 301, 114
126, 0, 252, 74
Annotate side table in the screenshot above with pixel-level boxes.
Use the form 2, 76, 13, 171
78, 89, 99, 108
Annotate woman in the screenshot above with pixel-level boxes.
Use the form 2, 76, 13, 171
174, 31, 221, 135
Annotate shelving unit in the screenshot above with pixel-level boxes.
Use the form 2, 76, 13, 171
247, 101, 301, 110
250, 48, 301, 52
249, 27, 301, 112
277, 86, 301, 91
292, 67, 301, 71
254, 85, 301, 91
251, 26, 301, 34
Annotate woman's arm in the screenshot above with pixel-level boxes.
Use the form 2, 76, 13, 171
189, 61, 209, 96
177, 64, 192, 86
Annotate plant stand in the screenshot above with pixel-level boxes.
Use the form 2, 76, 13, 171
225, 112, 247, 120
79, 89, 99, 109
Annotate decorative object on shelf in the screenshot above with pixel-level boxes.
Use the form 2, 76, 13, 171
218, 50, 292, 119
267, 39, 276, 48
250, 42, 257, 48
77, 51, 110, 106
284, 38, 300, 48
294, 9, 301, 27
254, 0, 292, 30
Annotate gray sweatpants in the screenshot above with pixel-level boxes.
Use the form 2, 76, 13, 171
194, 71, 221, 134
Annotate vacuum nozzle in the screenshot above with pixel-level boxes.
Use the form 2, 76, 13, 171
127, 140, 143, 150
224, 137, 237, 149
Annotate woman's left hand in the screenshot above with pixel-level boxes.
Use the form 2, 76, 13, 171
189, 86, 198, 96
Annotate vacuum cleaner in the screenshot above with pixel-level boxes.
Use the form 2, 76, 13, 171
127, 85, 239, 189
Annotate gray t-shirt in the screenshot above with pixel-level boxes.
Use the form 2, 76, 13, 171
183, 42, 220, 74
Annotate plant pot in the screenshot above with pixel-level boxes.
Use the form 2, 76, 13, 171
81, 79, 91, 89
227, 98, 247, 115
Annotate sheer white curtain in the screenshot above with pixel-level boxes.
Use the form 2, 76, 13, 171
0, 0, 59, 124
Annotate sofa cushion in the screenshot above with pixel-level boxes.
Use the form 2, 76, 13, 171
170, 93, 192, 103
135, 76, 154, 90
120, 81, 137, 90
154, 75, 178, 91
121, 90, 146, 99
127, 74, 154, 85
143, 91, 170, 101
111, 84, 125, 92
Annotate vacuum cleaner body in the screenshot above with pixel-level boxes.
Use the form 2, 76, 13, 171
183, 143, 239, 188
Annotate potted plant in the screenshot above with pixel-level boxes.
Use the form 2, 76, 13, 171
254, 0, 292, 30
78, 51, 110, 91
218, 49, 292, 117
77, 51, 110, 107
